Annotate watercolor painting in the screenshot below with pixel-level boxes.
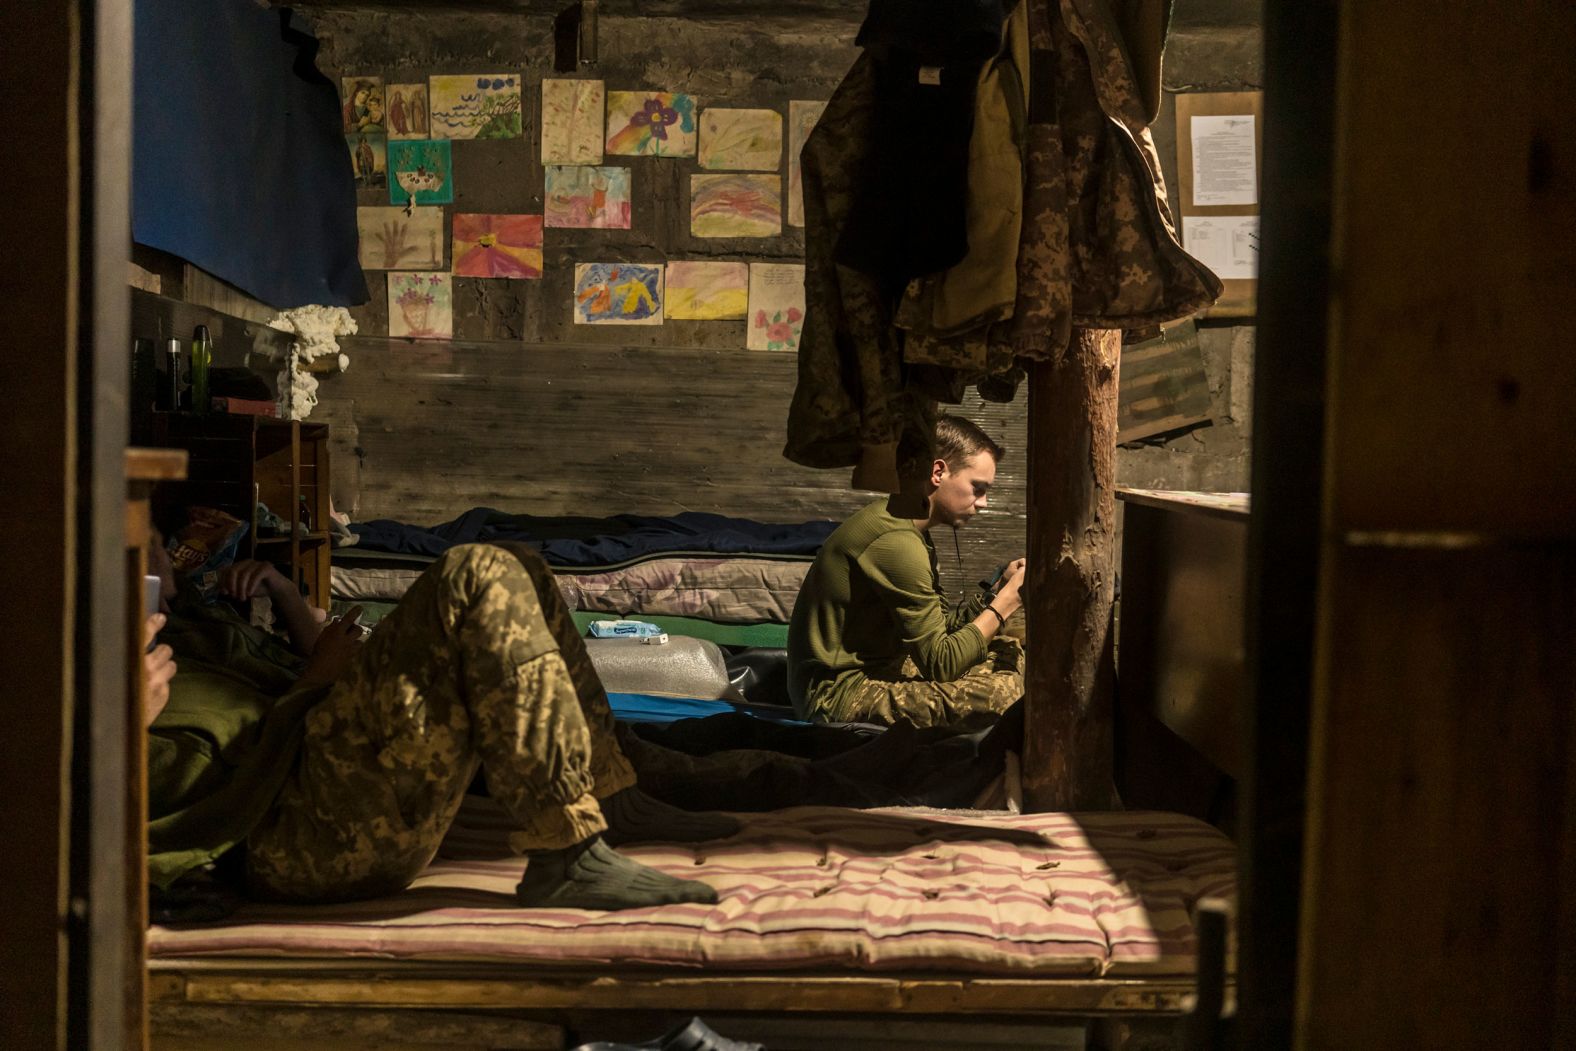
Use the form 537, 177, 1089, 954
747, 263, 806, 351
542, 79, 605, 164
387, 83, 429, 140
342, 76, 385, 134
347, 132, 387, 190
690, 174, 782, 238
544, 166, 632, 229
665, 261, 748, 320
787, 100, 828, 227
698, 108, 783, 171
387, 140, 453, 206
357, 206, 444, 270
451, 213, 544, 279
429, 74, 523, 140
388, 272, 453, 340
573, 263, 664, 325
605, 91, 697, 157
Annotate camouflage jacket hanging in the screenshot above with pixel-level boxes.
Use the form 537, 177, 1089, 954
1000, 0, 1221, 360
784, 0, 1221, 487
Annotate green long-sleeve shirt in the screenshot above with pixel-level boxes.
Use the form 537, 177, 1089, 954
786, 498, 989, 720
147, 599, 328, 889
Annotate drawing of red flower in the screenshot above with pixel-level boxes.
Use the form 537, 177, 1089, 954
768, 320, 793, 344
452, 213, 544, 279
787, 307, 803, 323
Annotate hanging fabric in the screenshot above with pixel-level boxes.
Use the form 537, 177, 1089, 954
134, 0, 367, 308
835, 0, 1018, 290
784, 0, 1221, 491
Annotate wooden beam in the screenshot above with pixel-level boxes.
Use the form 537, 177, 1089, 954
1, 1, 77, 1048
150, 964, 1201, 1016
1237, 0, 1337, 1043
125, 450, 187, 1051
151, 1004, 562, 1050
83, 1, 137, 1047
1021, 334, 1121, 811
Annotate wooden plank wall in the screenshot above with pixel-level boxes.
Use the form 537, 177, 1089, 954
1295, 0, 1576, 1045
316, 337, 1030, 597
307, 7, 1038, 593
296, 4, 1255, 593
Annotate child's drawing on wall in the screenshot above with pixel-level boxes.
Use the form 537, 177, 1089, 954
574, 263, 664, 325
388, 140, 453, 207
542, 79, 606, 165
388, 272, 453, 340
605, 91, 697, 157
544, 166, 632, 229
786, 100, 828, 227
429, 74, 523, 140
451, 213, 544, 279
747, 263, 806, 351
698, 108, 783, 171
690, 174, 782, 238
666, 261, 748, 320
357, 206, 444, 270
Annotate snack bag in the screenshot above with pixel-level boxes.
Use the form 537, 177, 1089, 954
167, 506, 249, 576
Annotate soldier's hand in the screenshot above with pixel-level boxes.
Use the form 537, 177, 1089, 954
1000, 558, 1027, 589
143, 612, 177, 727
995, 558, 1028, 615
298, 606, 367, 688
217, 559, 286, 601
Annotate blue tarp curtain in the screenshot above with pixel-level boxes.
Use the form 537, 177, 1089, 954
133, 0, 368, 308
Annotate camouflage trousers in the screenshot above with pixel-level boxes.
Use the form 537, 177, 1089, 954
246, 543, 636, 902
814, 636, 1025, 732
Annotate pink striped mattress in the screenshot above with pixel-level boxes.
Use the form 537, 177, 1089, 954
332, 556, 809, 624
148, 807, 1235, 978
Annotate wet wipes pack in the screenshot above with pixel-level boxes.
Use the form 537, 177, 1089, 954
587, 619, 666, 639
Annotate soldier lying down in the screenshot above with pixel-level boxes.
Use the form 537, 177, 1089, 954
143, 538, 733, 913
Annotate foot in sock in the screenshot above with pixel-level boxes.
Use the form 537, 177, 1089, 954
599, 786, 738, 846
516, 836, 719, 910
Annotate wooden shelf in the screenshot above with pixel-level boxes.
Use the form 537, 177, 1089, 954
255, 532, 331, 545
150, 413, 333, 609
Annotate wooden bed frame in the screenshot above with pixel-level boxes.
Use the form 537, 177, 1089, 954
139, 490, 1246, 1051
149, 962, 1203, 1049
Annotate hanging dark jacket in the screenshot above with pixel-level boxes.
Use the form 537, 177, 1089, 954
834, 0, 1017, 289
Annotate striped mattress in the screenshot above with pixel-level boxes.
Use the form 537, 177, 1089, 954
332, 554, 810, 625
148, 806, 1234, 978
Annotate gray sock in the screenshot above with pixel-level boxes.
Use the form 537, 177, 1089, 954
516, 836, 718, 911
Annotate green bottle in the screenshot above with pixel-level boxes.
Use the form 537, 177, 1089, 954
190, 324, 212, 414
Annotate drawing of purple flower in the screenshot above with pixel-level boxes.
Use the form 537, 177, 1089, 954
631, 97, 681, 140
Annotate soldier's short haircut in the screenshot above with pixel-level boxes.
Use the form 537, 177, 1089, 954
934, 415, 1005, 470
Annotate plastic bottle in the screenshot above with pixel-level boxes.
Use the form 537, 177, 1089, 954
190, 324, 212, 414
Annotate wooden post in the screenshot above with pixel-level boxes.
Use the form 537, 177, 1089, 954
124, 447, 188, 1051
1292, 0, 1576, 1043
1020, 331, 1121, 811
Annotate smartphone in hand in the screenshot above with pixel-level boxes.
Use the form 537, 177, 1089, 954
143, 574, 163, 651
